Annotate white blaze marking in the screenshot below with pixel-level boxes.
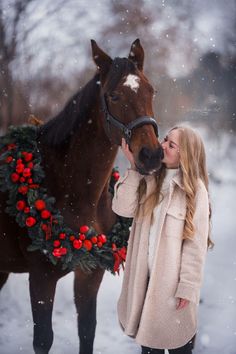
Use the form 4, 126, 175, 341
123, 74, 140, 93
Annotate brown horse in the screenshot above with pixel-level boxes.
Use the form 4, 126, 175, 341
0, 39, 163, 354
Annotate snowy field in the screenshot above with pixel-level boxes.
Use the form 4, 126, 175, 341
0, 127, 236, 354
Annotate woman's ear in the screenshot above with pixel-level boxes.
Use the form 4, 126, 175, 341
128, 38, 144, 71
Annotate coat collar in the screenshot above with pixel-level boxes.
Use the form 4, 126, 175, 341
172, 171, 185, 191
139, 169, 185, 204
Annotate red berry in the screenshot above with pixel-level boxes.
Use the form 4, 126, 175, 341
24, 153, 33, 162
23, 168, 31, 178
59, 247, 67, 255
29, 184, 39, 189
112, 171, 120, 180
53, 240, 61, 247
91, 236, 98, 244
28, 178, 33, 184
97, 242, 103, 248
5, 156, 13, 163
16, 158, 22, 164
84, 240, 93, 251
27, 162, 34, 169
16, 163, 24, 174
80, 225, 89, 233
41, 224, 48, 231
41, 210, 51, 219
16, 200, 26, 211
98, 234, 107, 244
73, 239, 83, 249
20, 177, 25, 183
25, 216, 36, 227
70, 235, 75, 241
52, 247, 67, 257
7, 143, 16, 150
59, 233, 66, 240
35, 200, 46, 211
11, 173, 19, 183
52, 248, 61, 257
24, 207, 30, 213
79, 233, 86, 241
18, 185, 28, 194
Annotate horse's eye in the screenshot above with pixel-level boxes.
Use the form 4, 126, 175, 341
109, 92, 119, 102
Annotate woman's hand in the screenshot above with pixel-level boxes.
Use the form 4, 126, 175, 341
121, 138, 136, 170
176, 298, 190, 310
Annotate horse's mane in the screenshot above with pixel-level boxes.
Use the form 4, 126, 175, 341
38, 73, 100, 147
38, 58, 137, 147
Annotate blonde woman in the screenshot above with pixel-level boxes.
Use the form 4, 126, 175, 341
112, 126, 213, 354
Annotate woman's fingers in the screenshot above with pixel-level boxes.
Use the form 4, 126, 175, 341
176, 298, 190, 310
121, 138, 135, 168
121, 138, 130, 154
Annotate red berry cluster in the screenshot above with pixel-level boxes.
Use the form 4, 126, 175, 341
52, 225, 107, 258
9, 149, 52, 228
4, 142, 118, 268
10, 150, 39, 196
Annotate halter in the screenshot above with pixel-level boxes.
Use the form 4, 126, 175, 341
101, 95, 158, 145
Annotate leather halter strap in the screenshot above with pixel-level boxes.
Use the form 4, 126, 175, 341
101, 95, 158, 145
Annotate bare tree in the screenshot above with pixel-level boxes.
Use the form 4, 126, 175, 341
0, 0, 33, 130
0, 0, 69, 131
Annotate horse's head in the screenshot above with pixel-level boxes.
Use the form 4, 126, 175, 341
91, 39, 163, 175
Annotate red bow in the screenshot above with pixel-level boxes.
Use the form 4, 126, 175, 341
113, 246, 127, 274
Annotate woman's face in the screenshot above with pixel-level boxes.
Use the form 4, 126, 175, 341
161, 129, 180, 169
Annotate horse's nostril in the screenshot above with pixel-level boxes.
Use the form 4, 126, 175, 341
139, 147, 164, 165
140, 147, 152, 160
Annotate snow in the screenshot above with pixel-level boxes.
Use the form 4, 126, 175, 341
0, 127, 236, 353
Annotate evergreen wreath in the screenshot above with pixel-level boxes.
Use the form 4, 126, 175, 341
0, 125, 132, 273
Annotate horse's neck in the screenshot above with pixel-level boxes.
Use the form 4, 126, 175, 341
41, 109, 118, 209
68, 119, 118, 203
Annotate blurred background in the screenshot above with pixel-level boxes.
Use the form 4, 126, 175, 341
0, 0, 235, 134
0, 1, 236, 353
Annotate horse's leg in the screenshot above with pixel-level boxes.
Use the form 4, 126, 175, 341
29, 267, 58, 354
74, 267, 105, 354
0, 272, 9, 290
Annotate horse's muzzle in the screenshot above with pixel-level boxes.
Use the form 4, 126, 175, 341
137, 146, 164, 175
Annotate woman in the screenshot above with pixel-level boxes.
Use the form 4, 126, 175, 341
112, 126, 213, 354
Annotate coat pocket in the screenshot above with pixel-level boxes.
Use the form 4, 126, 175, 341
164, 205, 186, 238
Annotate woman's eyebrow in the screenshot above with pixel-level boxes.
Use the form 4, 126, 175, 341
170, 140, 178, 146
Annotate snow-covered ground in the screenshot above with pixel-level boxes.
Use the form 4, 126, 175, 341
0, 127, 236, 354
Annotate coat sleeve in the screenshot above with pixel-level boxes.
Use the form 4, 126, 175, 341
112, 168, 143, 218
174, 181, 209, 304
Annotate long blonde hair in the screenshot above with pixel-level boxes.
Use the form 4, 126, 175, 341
138, 125, 214, 249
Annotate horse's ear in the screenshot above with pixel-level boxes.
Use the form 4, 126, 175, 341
128, 38, 144, 71
91, 40, 112, 75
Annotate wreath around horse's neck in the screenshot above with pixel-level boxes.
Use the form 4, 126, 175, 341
0, 125, 132, 273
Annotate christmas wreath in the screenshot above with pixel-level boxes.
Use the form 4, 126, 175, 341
0, 125, 132, 273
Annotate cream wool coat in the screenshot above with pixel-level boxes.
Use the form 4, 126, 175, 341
112, 169, 209, 349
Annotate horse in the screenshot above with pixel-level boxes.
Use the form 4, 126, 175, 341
0, 39, 163, 354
